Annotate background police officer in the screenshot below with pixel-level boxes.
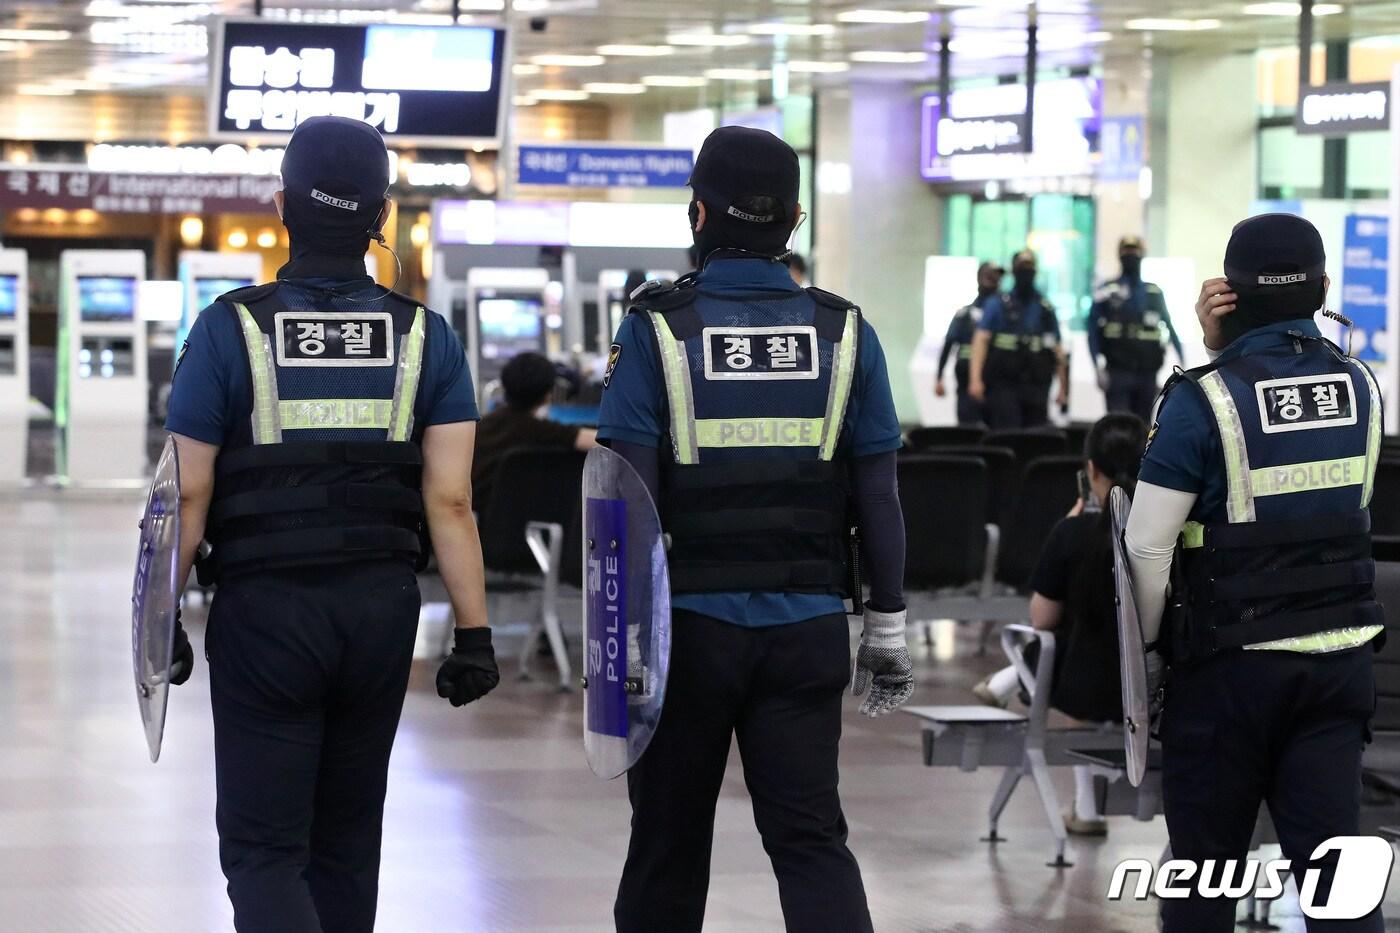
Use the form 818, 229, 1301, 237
163, 116, 499, 933
1089, 236, 1185, 422
1125, 214, 1383, 932
968, 249, 1069, 430
935, 261, 1002, 426
599, 126, 912, 933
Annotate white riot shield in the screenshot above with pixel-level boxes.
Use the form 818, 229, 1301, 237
132, 436, 181, 763
1110, 486, 1151, 787
582, 446, 671, 779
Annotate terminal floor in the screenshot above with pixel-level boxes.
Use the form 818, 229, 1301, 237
4, 490, 1400, 933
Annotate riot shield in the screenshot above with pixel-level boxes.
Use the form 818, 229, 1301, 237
581, 446, 671, 779
1110, 486, 1150, 787
132, 436, 182, 763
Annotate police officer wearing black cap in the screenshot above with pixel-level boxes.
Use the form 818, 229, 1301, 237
1125, 213, 1384, 931
600, 126, 910, 933
935, 260, 1002, 425
1089, 236, 1185, 422
968, 249, 1069, 429
164, 116, 499, 932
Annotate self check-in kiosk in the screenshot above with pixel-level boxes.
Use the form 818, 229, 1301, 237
593, 267, 682, 356
466, 267, 552, 398
57, 250, 147, 484
177, 251, 263, 351
0, 250, 28, 482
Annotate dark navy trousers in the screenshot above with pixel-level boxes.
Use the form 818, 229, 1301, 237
207, 560, 421, 933
1161, 645, 1381, 933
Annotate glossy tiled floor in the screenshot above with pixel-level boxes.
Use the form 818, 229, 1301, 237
3, 487, 1399, 932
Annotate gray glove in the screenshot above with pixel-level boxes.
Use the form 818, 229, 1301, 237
851, 607, 914, 717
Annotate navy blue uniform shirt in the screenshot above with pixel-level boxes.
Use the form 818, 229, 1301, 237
598, 257, 903, 627
977, 291, 1061, 339
166, 254, 478, 444
1140, 319, 1321, 524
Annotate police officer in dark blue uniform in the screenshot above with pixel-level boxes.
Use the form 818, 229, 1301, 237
1125, 214, 1384, 932
1089, 236, 1185, 422
935, 261, 1001, 426
599, 126, 912, 933
163, 116, 500, 933
968, 249, 1069, 430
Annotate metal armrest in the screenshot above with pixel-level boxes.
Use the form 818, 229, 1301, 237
522, 521, 572, 689
1000, 623, 1055, 749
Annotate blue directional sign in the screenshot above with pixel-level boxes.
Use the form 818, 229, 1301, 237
1099, 116, 1146, 183
518, 144, 694, 188
1342, 214, 1388, 362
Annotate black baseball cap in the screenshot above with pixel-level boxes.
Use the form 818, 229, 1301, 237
1224, 213, 1325, 294
689, 126, 799, 228
280, 116, 390, 236
1118, 235, 1146, 255
977, 261, 1004, 277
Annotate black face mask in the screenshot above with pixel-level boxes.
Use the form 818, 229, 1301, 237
282, 192, 383, 260
1012, 268, 1037, 294
977, 284, 997, 300
1120, 254, 1143, 280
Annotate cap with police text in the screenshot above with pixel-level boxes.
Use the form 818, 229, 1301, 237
688, 126, 799, 226
1224, 213, 1325, 293
280, 116, 391, 231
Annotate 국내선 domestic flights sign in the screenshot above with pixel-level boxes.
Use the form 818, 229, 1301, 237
210, 19, 509, 146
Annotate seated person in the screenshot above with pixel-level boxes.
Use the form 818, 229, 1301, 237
472, 352, 598, 515
971, 412, 1148, 836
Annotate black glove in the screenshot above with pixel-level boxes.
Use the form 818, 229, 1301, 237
170, 612, 194, 686
436, 627, 500, 707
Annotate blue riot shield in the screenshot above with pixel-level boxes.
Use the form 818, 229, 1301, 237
1110, 486, 1150, 787
132, 436, 181, 763
581, 446, 671, 779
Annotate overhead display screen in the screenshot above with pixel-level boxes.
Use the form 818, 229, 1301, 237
211, 19, 509, 145
77, 276, 139, 323
478, 297, 543, 360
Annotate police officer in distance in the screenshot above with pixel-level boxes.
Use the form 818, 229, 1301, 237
600, 126, 912, 933
1089, 236, 1185, 422
163, 116, 499, 933
1125, 214, 1383, 932
968, 249, 1069, 430
935, 261, 1002, 426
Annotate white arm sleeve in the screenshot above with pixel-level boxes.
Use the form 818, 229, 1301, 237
1124, 481, 1199, 645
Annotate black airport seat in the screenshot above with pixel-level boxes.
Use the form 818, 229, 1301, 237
997, 455, 1083, 590
1369, 459, 1400, 537
981, 428, 1069, 467
898, 455, 990, 590
922, 445, 1018, 533
906, 425, 986, 450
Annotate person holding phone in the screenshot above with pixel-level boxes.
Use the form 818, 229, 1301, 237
973, 413, 1148, 835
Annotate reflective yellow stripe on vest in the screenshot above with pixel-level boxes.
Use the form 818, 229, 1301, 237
1249, 456, 1368, 498
278, 398, 393, 430
992, 334, 1020, 351
236, 303, 283, 445
1197, 371, 1256, 523
695, 418, 826, 449
1356, 361, 1383, 507
649, 311, 699, 465
819, 309, 860, 460
387, 308, 427, 442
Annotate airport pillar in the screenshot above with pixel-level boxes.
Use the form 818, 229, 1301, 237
814, 82, 941, 423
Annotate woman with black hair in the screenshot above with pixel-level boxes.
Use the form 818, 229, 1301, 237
972, 412, 1149, 836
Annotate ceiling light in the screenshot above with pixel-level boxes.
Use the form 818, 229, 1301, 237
531, 53, 605, 67
513, 0, 549, 10
1243, 2, 1343, 13
850, 50, 929, 63
583, 82, 647, 94
787, 60, 850, 73
513, 63, 542, 76
0, 29, 71, 41
0, 41, 25, 53
667, 31, 751, 47
16, 84, 75, 96
597, 44, 673, 57
642, 74, 710, 87
948, 36, 1028, 57
704, 67, 772, 80
530, 88, 591, 101
513, 95, 537, 106
837, 9, 931, 24
748, 22, 837, 36
1124, 18, 1221, 30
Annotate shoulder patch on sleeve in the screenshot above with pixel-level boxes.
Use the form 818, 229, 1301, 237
603, 342, 622, 388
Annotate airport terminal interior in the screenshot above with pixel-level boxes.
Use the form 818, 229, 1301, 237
11, 0, 1400, 931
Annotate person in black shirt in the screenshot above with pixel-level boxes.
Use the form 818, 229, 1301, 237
935, 261, 1002, 425
472, 352, 597, 515
972, 413, 1148, 836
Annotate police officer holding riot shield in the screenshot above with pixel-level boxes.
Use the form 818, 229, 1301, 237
1125, 214, 1384, 932
968, 250, 1069, 429
164, 116, 499, 933
600, 126, 911, 933
935, 261, 1002, 426
1089, 236, 1185, 422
